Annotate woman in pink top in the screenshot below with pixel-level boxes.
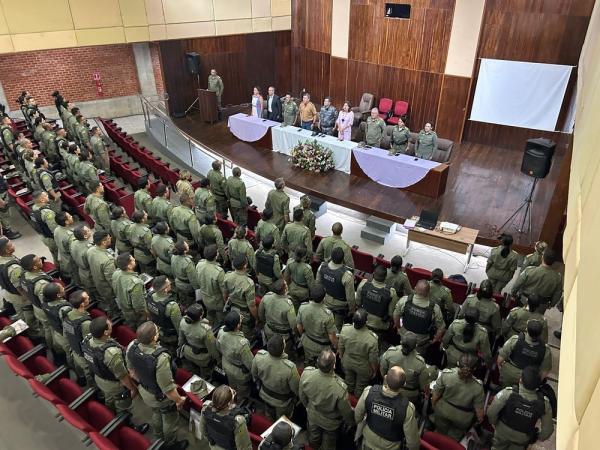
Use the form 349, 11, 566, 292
335, 101, 353, 141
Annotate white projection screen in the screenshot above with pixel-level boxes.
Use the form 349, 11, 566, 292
470, 59, 573, 131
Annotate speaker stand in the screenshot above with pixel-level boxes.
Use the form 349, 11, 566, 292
184, 74, 201, 116
498, 177, 539, 239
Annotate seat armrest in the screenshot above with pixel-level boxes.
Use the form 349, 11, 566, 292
147, 439, 166, 450
99, 412, 131, 437
17, 344, 46, 362
68, 387, 98, 410
43, 365, 69, 385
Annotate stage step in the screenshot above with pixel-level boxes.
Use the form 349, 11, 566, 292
310, 197, 327, 218
365, 216, 396, 233
361, 227, 390, 245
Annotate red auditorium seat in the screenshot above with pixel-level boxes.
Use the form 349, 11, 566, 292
112, 324, 136, 347
375, 255, 391, 268
2, 335, 39, 357
387, 100, 409, 125
4, 354, 56, 379
405, 266, 432, 288
56, 399, 115, 435
441, 277, 469, 304
351, 246, 374, 274
248, 413, 273, 448
247, 208, 261, 230
28, 377, 83, 406
312, 235, 323, 254
217, 217, 237, 241
89, 427, 152, 450
421, 431, 465, 450
377, 98, 394, 120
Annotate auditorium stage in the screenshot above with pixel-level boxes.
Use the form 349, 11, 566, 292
173, 114, 568, 249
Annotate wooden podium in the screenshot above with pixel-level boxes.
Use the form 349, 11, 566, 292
197, 89, 218, 124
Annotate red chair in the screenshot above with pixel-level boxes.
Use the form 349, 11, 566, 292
351, 246, 375, 274
89, 427, 152, 450
441, 278, 469, 304
248, 413, 273, 448
2, 335, 42, 358
56, 399, 116, 436
375, 255, 391, 269
405, 266, 432, 288
4, 354, 57, 379
421, 431, 464, 450
29, 377, 83, 406
377, 98, 394, 120
420, 439, 438, 450
387, 101, 409, 125
217, 217, 237, 241
112, 324, 136, 347
312, 235, 323, 254
247, 208, 261, 230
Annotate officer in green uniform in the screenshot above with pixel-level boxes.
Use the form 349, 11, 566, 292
432, 354, 485, 441
178, 304, 219, 380
393, 280, 446, 354
151, 221, 175, 277
251, 334, 299, 420
217, 310, 254, 399
1, 116, 15, 155
258, 279, 297, 345
34, 118, 45, 149
443, 307, 492, 368
62, 143, 80, 182
487, 366, 554, 450
146, 276, 182, 355
82, 316, 150, 437
255, 207, 281, 249
168, 192, 202, 251
194, 177, 216, 224
34, 156, 63, 213
486, 234, 519, 293
90, 126, 110, 172
199, 215, 227, 264
208, 69, 224, 107
151, 184, 174, 225
316, 247, 355, 330
522, 241, 547, 269
385, 255, 413, 298
195, 244, 226, 327
296, 285, 338, 367
176, 170, 195, 202
389, 118, 411, 156
66, 107, 80, 141
199, 385, 252, 450
0, 239, 38, 335
31, 191, 60, 266
78, 150, 100, 194
126, 322, 188, 449
338, 309, 379, 397
364, 108, 386, 147
84, 181, 112, 233
128, 210, 156, 276
315, 222, 354, 269
54, 212, 79, 285
171, 241, 199, 308
299, 350, 355, 450
415, 122, 438, 160
254, 234, 283, 296
284, 244, 315, 310
134, 177, 154, 221
112, 252, 148, 329
356, 265, 398, 338
265, 178, 290, 233
380, 333, 431, 406
20, 254, 54, 347
501, 295, 549, 343
228, 226, 255, 275
355, 366, 421, 450
459, 279, 502, 339
497, 320, 552, 389
63, 290, 94, 386
511, 249, 563, 313
295, 194, 316, 237
41, 123, 58, 164
87, 231, 118, 315
281, 208, 312, 261
429, 268, 456, 327
207, 160, 229, 220
223, 255, 257, 340
0, 174, 21, 240
75, 115, 91, 151
41, 283, 72, 365
71, 225, 98, 299
225, 167, 249, 226
281, 94, 299, 127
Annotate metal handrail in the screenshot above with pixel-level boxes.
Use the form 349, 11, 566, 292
139, 94, 233, 174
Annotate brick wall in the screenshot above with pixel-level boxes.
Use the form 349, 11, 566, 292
149, 42, 165, 96
0, 44, 141, 109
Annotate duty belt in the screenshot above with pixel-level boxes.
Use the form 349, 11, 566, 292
186, 342, 208, 354
176, 277, 190, 284
158, 255, 171, 265
133, 245, 152, 256
228, 360, 250, 374
445, 399, 473, 413
261, 383, 295, 402
176, 229, 193, 240
266, 324, 293, 335
304, 334, 330, 346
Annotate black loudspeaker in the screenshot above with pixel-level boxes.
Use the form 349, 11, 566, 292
520, 138, 556, 179
185, 52, 201, 74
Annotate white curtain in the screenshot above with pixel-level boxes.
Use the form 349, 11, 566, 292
470, 59, 573, 131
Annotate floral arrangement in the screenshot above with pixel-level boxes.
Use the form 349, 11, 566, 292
288, 139, 335, 173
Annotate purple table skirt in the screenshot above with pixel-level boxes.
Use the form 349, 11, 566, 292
352, 147, 440, 188
227, 113, 280, 142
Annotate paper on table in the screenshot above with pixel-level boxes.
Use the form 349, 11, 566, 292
403, 219, 417, 229
2, 319, 28, 342
260, 416, 302, 439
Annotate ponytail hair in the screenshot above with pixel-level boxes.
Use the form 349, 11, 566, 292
499, 233, 513, 258
462, 306, 479, 343
184, 303, 204, 324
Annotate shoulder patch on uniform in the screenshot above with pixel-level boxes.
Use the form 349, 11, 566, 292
415, 354, 426, 363
286, 298, 293, 306
369, 331, 378, 340
240, 338, 250, 347
257, 349, 267, 355
283, 359, 295, 369
324, 308, 332, 315
304, 366, 316, 372
342, 323, 351, 329
442, 368, 454, 374
472, 377, 483, 385
335, 376, 347, 390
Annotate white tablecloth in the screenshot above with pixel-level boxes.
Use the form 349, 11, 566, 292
227, 113, 280, 142
271, 125, 356, 173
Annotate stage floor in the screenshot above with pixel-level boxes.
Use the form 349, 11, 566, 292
173, 114, 566, 248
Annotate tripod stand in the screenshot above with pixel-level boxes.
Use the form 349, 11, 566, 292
184, 73, 201, 115
498, 177, 539, 239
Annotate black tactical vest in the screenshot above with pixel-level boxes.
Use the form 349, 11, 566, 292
20, 273, 53, 308
42, 300, 71, 333
82, 336, 121, 381
401, 295, 434, 335
365, 385, 408, 442
37, 169, 59, 191
509, 333, 546, 369
499, 386, 545, 435
126, 341, 175, 397
320, 264, 347, 300
30, 207, 54, 238
361, 281, 392, 319
256, 249, 276, 279
146, 292, 178, 336
63, 313, 90, 357
0, 258, 21, 295
204, 407, 239, 450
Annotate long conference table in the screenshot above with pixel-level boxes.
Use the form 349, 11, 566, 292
229, 114, 449, 198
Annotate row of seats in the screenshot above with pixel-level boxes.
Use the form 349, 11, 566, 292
377, 98, 409, 125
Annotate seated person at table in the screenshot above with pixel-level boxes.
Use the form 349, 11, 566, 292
282, 94, 298, 126
317, 97, 337, 135
364, 108, 386, 147
389, 118, 410, 156
415, 122, 438, 160
299, 93, 317, 130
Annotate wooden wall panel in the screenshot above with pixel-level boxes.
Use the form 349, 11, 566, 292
160, 31, 292, 114
291, 0, 332, 53
435, 75, 471, 142
348, 0, 454, 72
328, 56, 348, 105
291, 47, 331, 103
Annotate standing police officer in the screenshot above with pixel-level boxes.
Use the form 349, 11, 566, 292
146, 276, 182, 356
84, 181, 112, 233
316, 97, 337, 135
63, 290, 94, 386
284, 245, 315, 311
128, 210, 156, 276
254, 234, 283, 295
71, 225, 98, 300
265, 178, 290, 233
195, 244, 225, 327
194, 177, 215, 224
226, 167, 249, 226
207, 160, 229, 220
223, 255, 257, 340
87, 231, 118, 316
317, 247, 355, 331
281, 208, 312, 261
356, 265, 398, 339
207, 69, 224, 107
178, 304, 220, 380
112, 253, 147, 329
